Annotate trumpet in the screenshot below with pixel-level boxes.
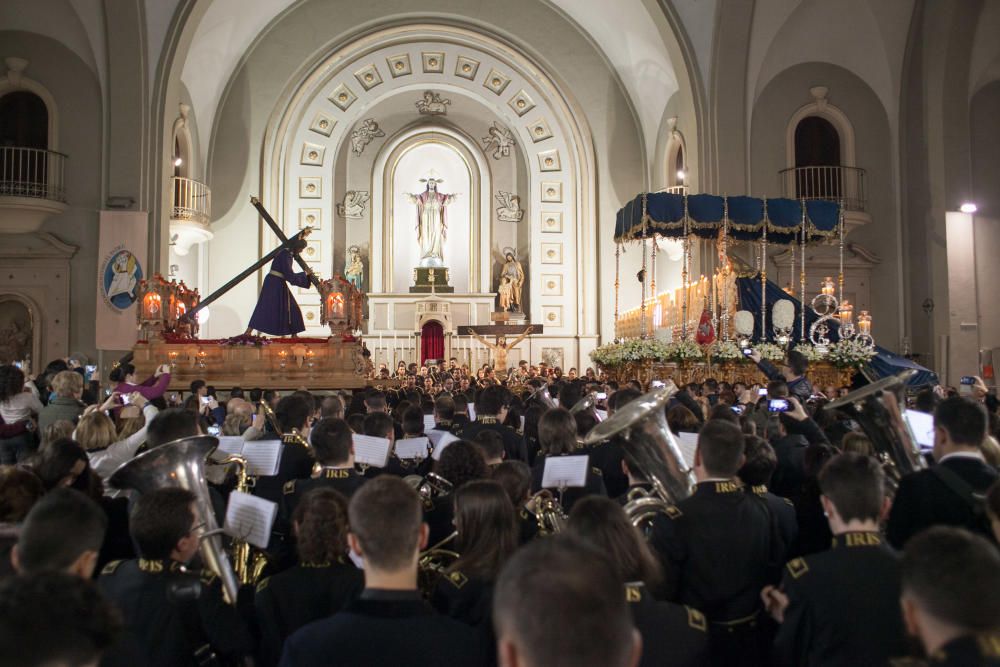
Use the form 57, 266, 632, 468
526, 489, 567, 535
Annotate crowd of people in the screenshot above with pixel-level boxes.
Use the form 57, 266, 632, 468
1, 351, 1000, 666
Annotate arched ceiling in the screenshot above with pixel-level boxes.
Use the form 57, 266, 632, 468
177, 0, 687, 164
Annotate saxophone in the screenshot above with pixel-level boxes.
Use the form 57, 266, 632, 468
218, 453, 270, 585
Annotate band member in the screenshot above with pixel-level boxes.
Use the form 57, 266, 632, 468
245, 236, 314, 337
282, 418, 365, 518
530, 409, 606, 512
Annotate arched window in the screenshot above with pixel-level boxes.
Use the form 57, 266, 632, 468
793, 115, 841, 199
0, 91, 47, 148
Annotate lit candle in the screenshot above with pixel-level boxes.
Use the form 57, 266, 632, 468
821, 276, 835, 296
858, 311, 872, 335
839, 301, 854, 325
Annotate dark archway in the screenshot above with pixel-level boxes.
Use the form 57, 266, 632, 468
420, 320, 444, 364
794, 116, 841, 199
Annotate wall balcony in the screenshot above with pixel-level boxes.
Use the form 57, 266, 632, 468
169, 176, 212, 255
0, 146, 69, 233
779, 165, 869, 233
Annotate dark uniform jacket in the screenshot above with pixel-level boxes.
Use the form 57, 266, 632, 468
887, 454, 998, 548
530, 453, 607, 512
460, 418, 527, 462
423, 491, 456, 548
750, 485, 798, 550
579, 440, 628, 498
279, 589, 485, 667
626, 582, 709, 667
282, 467, 366, 516
430, 570, 493, 628
772, 531, 904, 666
255, 558, 364, 667
98, 558, 254, 667
254, 435, 316, 507
927, 633, 1000, 666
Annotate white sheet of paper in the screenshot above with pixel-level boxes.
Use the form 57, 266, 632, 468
595, 409, 608, 422
426, 429, 448, 446
542, 455, 589, 488
353, 434, 391, 467
395, 437, 431, 460
431, 431, 460, 460
520, 415, 526, 432
214, 436, 245, 457
467, 404, 476, 421
675, 431, 699, 468
903, 409, 935, 450
224, 491, 277, 549
242, 440, 283, 476
422, 414, 437, 434
348, 548, 364, 570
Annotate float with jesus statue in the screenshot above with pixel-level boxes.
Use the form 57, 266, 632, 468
130, 198, 370, 390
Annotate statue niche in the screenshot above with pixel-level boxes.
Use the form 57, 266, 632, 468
0, 299, 33, 365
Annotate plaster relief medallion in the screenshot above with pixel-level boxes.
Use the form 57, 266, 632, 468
527, 118, 553, 143
386, 54, 412, 77
415, 91, 451, 116
350, 119, 385, 156
542, 306, 562, 326
455, 56, 480, 80
299, 208, 322, 230
541, 274, 563, 296
304, 239, 321, 262
299, 177, 322, 199
540, 181, 563, 203
309, 112, 336, 137
421, 52, 445, 73
507, 89, 536, 117
300, 142, 325, 166
483, 68, 511, 95
337, 191, 370, 219
495, 192, 524, 223
538, 149, 561, 172
541, 242, 562, 264
482, 121, 516, 160
329, 83, 358, 111
354, 64, 383, 91
540, 211, 562, 233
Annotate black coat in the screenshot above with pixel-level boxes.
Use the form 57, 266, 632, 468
530, 454, 608, 512
460, 420, 527, 462
627, 582, 709, 667
927, 633, 1000, 665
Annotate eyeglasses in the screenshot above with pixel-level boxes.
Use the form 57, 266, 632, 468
188, 521, 207, 537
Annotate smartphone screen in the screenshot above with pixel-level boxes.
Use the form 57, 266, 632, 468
651, 381, 665, 389
758, 388, 768, 396
12, 361, 22, 370
731, 405, 745, 415
121, 394, 132, 405
768, 398, 789, 412
85, 365, 97, 374
200, 396, 212, 405
207, 425, 221, 436
743, 348, 754, 357
596, 392, 607, 400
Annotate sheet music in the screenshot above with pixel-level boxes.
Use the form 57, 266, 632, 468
353, 434, 391, 467
595, 409, 608, 422
467, 404, 476, 421
431, 431, 460, 460
242, 440, 283, 476
423, 414, 437, 434
542, 455, 589, 488
675, 432, 699, 468
902, 409, 935, 450
395, 437, 431, 460
214, 436, 245, 457
224, 491, 277, 550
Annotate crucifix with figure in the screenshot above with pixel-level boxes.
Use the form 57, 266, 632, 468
458, 324, 541, 372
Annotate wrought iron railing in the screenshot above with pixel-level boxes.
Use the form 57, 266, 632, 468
0, 146, 67, 202
171, 176, 211, 225
779, 165, 866, 211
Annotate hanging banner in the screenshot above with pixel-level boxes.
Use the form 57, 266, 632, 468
95, 210, 148, 350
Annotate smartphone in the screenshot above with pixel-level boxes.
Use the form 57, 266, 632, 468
12, 361, 22, 369
104, 388, 112, 397
121, 394, 132, 405
731, 405, 746, 415
743, 348, 754, 357
596, 392, 608, 400
85, 365, 97, 375
758, 387, 768, 397
651, 380, 665, 389
207, 425, 221, 436
768, 398, 790, 412
200, 396, 212, 405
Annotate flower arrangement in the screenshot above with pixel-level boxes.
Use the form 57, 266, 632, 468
217, 334, 272, 347
710, 340, 743, 361
793, 343, 827, 363
755, 342, 786, 361
826, 338, 877, 368
666, 339, 704, 363
590, 338, 672, 367
734, 310, 755, 337
772, 300, 795, 331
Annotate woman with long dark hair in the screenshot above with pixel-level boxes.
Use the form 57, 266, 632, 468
108, 362, 171, 402
0, 365, 41, 464
530, 408, 606, 511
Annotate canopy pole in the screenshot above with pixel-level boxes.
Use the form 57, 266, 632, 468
682, 195, 691, 340
760, 199, 768, 341
799, 200, 807, 341
838, 200, 845, 304
614, 242, 621, 340
639, 193, 648, 339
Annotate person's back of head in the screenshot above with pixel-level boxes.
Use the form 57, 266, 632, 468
767, 380, 789, 399
52, 370, 84, 399
294, 488, 350, 564
401, 405, 424, 436
41, 420, 75, 451
13, 488, 107, 578
0, 572, 121, 667
230, 387, 244, 399
696, 420, 746, 478
320, 394, 345, 419
363, 411, 394, 441
493, 535, 640, 667
900, 526, 1000, 653
708, 403, 739, 424
667, 404, 700, 435
738, 435, 778, 487
434, 395, 456, 421
538, 408, 577, 456
451, 480, 518, 580
914, 388, 939, 415
348, 476, 423, 572
346, 413, 365, 434
786, 350, 808, 377
249, 388, 263, 403
476, 385, 506, 417
607, 387, 640, 414
310, 418, 353, 466
74, 411, 118, 451
567, 495, 661, 588
841, 431, 874, 457
817, 452, 886, 523
129, 488, 196, 560
934, 396, 987, 451
146, 408, 199, 448
474, 430, 505, 463
275, 394, 311, 433
189, 379, 206, 395
491, 460, 531, 506
364, 391, 388, 413
436, 440, 489, 489
0, 466, 44, 522
33, 438, 90, 492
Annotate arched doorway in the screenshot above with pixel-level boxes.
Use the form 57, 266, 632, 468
421, 320, 444, 364
793, 115, 841, 199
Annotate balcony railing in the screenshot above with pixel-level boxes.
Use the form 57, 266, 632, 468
779, 165, 866, 211
0, 146, 67, 202
171, 176, 211, 225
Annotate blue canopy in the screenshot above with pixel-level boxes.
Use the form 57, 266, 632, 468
615, 192, 840, 245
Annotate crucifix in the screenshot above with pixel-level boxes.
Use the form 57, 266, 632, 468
458, 324, 540, 372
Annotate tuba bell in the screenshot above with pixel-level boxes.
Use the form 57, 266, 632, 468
824, 369, 926, 493
570, 392, 605, 423
529, 384, 557, 409
108, 435, 241, 605
583, 384, 695, 533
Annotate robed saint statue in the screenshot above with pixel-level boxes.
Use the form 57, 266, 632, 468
405, 176, 456, 267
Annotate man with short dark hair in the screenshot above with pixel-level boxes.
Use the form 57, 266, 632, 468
364, 391, 388, 414
283, 417, 364, 517
751, 349, 813, 403
433, 395, 459, 433
887, 396, 998, 548
12, 488, 107, 578
738, 436, 797, 549
493, 535, 640, 667
280, 476, 483, 666
461, 385, 527, 461
762, 453, 904, 665
254, 394, 316, 507
473, 430, 505, 466
98, 488, 253, 667
650, 420, 778, 666
320, 394, 345, 419
146, 408, 201, 448
900, 526, 1000, 664
189, 380, 207, 398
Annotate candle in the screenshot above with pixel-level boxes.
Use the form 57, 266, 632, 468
858, 311, 872, 335
838, 301, 853, 325
821, 276, 835, 296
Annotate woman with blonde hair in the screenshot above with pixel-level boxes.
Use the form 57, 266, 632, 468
74, 391, 158, 491
38, 370, 85, 431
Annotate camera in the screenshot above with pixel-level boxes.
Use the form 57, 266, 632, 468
768, 398, 790, 413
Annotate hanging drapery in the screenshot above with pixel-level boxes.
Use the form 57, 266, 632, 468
420, 320, 444, 364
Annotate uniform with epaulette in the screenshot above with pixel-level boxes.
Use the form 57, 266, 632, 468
579, 439, 629, 498
97, 558, 254, 667
430, 569, 494, 628
461, 417, 528, 462
649, 479, 781, 667
254, 556, 364, 667
281, 466, 366, 517
751, 484, 798, 551
772, 531, 904, 667
530, 454, 608, 512
626, 582, 709, 667
927, 632, 1000, 666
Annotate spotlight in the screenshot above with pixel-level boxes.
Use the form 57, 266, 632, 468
173, 157, 183, 167
960, 202, 977, 214
676, 169, 686, 182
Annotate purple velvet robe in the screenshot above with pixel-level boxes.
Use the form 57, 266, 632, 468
248, 250, 311, 335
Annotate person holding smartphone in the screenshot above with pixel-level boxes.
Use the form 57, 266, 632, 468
749, 349, 814, 404
107, 363, 171, 403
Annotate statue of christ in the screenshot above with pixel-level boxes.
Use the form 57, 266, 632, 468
405, 177, 456, 267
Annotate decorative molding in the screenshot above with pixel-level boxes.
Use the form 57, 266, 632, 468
300, 142, 325, 166
540, 182, 563, 203
507, 89, 536, 117
415, 91, 450, 115
542, 305, 563, 326
354, 64, 383, 91
540, 211, 562, 233
455, 56, 480, 80
421, 52, 445, 73
337, 191, 370, 219
538, 148, 561, 172
329, 83, 357, 111
482, 68, 511, 95
299, 177, 322, 198
299, 208, 321, 229
350, 119, 385, 156
386, 54, 412, 77
303, 239, 321, 263
527, 118, 553, 143
482, 121, 515, 159
541, 274, 563, 296
309, 112, 335, 137
494, 192, 523, 222
541, 242, 562, 264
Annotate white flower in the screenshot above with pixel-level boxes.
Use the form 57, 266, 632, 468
711, 340, 743, 360
794, 343, 827, 363
755, 343, 785, 361
772, 300, 795, 330
667, 339, 704, 362
827, 339, 876, 368
734, 310, 755, 337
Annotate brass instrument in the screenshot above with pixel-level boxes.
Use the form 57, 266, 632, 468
261, 401, 310, 449
824, 369, 925, 493
529, 384, 557, 409
417, 531, 460, 597
583, 384, 695, 533
416, 472, 454, 504
570, 392, 605, 422
108, 435, 241, 605
525, 489, 567, 535
214, 453, 269, 586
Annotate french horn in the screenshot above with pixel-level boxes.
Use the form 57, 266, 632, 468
108, 435, 241, 605
417, 531, 460, 597
525, 489, 567, 535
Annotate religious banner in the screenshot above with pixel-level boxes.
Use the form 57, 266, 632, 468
95, 210, 148, 350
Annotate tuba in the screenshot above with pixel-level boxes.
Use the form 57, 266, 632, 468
108, 435, 241, 605
529, 384, 557, 409
570, 392, 605, 423
584, 384, 695, 534
824, 369, 926, 493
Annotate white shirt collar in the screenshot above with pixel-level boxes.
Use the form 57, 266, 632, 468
938, 450, 986, 464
